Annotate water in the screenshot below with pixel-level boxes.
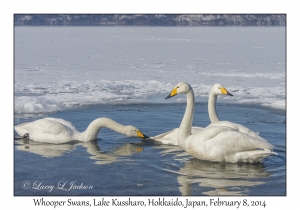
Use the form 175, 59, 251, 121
14, 103, 285, 196
14, 26, 286, 196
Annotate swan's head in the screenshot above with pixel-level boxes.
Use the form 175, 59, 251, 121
211, 83, 233, 96
125, 126, 149, 139
165, 82, 192, 99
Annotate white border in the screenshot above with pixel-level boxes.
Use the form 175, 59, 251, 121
2, 0, 295, 208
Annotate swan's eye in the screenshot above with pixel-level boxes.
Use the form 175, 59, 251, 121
177, 86, 179, 88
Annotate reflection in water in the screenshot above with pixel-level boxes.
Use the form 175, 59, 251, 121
15, 138, 77, 157
14, 137, 144, 165
82, 140, 144, 165
166, 157, 270, 196
144, 142, 271, 196
156, 142, 271, 196
15, 138, 272, 196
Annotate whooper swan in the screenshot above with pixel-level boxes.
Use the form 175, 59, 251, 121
151, 83, 255, 145
14, 117, 148, 144
164, 82, 276, 163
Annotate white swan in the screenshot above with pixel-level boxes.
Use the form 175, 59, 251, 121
165, 82, 276, 163
151, 83, 255, 145
150, 127, 203, 145
14, 117, 148, 144
207, 83, 258, 136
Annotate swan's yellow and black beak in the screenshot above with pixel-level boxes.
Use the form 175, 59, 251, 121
165, 87, 177, 99
220, 87, 233, 96
137, 130, 149, 139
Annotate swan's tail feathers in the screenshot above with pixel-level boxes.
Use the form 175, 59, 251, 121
150, 128, 179, 146
233, 149, 277, 163
14, 125, 29, 137
150, 128, 178, 141
263, 149, 278, 156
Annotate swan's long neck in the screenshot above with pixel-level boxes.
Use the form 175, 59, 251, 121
81, 118, 128, 141
208, 91, 219, 123
177, 89, 195, 148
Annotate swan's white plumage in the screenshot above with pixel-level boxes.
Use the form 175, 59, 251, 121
208, 83, 259, 136
14, 117, 147, 144
207, 121, 258, 136
151, 83, 258, 144
165, 82, 276, 163
151, 127, 203, 145
185, 128, 275, 163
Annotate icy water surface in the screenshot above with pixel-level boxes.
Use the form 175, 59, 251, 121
14, 103, 286, 196
14, 27, 285, 113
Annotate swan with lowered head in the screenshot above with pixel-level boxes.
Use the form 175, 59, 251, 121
165, 81, 276, 163
151, 83, 255, 145
14, 117, 148, 144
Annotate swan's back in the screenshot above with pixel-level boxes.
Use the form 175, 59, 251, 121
208, 121, 259, 136
184, 126, 275, 163
151, 127, 203, 145
14, 118, 80, 143
43, 118, 77, 131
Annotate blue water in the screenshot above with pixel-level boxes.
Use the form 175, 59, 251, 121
14, 103, 286, 196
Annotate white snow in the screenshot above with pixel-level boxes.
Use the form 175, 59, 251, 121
14, 26, 286, 114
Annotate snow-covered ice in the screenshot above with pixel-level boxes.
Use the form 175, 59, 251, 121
14, 26, 285, 114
